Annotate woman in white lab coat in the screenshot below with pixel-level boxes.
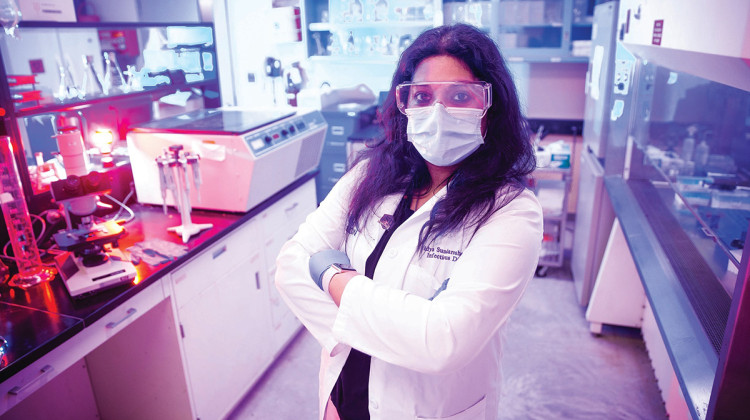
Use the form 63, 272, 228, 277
275, 24, 543, 420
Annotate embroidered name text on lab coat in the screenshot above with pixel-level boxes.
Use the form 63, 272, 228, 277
423, 246, 463, 261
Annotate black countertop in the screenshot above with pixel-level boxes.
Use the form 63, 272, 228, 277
0, 173, 315, 383
0, 302, 82, 376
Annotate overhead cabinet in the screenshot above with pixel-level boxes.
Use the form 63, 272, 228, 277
302, 0, 593, 64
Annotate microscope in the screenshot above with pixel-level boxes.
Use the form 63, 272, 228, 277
50, 115, 136, 298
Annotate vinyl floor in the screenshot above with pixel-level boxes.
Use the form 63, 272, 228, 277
226, 263, 668, 420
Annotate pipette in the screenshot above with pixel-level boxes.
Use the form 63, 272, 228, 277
187, 155, 202, 202
157, 159, 169, 214
155, 145, 211, 243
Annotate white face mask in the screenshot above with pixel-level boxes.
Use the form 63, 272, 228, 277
405, 103, 484, 166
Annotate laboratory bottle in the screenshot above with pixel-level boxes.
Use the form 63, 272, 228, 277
102, 51, 128, 95
350, 0, 363, 21
374, 0, 388, 21
346, 31, 355, 55
79, 55, 103, 99
694, 139, 710, 168
681, 125, 697, 162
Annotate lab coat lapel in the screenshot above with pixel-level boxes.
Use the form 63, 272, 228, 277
371, 186, 447, 288
405, 185, 447, 227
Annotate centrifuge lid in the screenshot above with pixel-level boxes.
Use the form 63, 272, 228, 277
133, 108, 296, 135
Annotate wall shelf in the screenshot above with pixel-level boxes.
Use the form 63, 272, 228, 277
309, 20, 434, 31
11, 80, 217, 118
18, 21, 208, 29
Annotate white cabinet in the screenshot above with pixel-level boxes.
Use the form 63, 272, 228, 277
258, 179, 316, 354
170, 218, 273, 420
0, 178, 317, 420
1, 279, 191, 420
170, 177, 316, 419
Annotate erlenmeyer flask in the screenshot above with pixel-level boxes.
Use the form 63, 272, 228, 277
79, 54, 103, 99
55, 57, 79, 101
102, 51, 128, 94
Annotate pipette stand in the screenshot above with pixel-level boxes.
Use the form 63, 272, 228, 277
160, 146, 212, 243
168, 192, 213, 243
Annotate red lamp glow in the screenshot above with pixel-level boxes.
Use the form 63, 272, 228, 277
91, 129, 114, 152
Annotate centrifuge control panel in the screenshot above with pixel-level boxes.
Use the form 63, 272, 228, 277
245, 111, 326, 156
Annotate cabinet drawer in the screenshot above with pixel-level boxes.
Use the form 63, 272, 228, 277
1, 354, 76, 414
0, 279, 164, 414
86, 278, 165, 342
259, 180, 317, 268
258, 179, 317, 235
263, 227, 293, 276
171, 220, 260, 309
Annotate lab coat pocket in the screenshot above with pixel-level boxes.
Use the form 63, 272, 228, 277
403, 263, 445, 299
417, 395, 487, 420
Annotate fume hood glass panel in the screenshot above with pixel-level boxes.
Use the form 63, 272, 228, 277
1, 23, 220, 197
628, 62, 750, 295
0, 24, 218, 114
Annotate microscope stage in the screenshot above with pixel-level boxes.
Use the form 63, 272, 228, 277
54, 249, 137, 298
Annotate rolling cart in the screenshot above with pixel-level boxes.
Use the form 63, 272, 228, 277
532, 140, 574, 277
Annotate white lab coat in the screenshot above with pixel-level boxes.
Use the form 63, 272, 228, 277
275, 161, 543, 420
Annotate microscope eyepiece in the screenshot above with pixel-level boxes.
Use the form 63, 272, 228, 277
62, 175, 83, 195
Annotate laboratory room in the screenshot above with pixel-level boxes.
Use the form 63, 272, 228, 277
0, 0, 748, 419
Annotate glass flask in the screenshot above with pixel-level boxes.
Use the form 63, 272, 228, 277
102, 51, 128, 94
55, 58, 80, 101
79, 54, 103, 99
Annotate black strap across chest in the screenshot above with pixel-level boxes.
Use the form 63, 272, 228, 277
331, 194, 414, 420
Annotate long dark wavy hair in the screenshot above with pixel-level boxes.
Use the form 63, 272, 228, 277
346, 24, 536, 250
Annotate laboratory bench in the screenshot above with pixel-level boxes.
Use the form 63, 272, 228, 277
0, 172, 317, 420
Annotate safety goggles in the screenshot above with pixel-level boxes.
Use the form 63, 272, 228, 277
396, 81, 492, 116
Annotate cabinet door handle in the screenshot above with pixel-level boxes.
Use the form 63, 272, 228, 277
255, 272, 261, 290
8, 365, 54, 395
284, 202, 298, 213
106, 308, 137, 329
212, 245, 227, 259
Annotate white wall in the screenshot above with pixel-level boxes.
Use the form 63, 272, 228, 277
85, 0, 200, 22
215, 0, 308, 108
83, 0, 139, 21
523, 62, 587, 120
137, 0, 200, 22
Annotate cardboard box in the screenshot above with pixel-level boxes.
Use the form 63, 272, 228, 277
19, 0, 76, 22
